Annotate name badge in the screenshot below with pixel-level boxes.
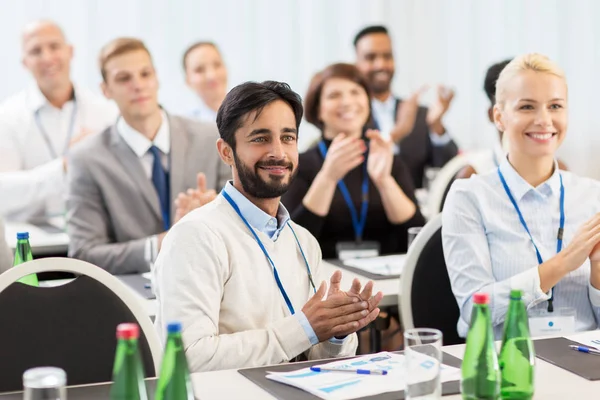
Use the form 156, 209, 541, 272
528, 307, 576, 337
336, 241, 380, 261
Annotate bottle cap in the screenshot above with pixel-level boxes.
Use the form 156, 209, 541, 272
510, 289, 523, 300
16, 232, 29, 240
116, 323, 139, 340
23, 367, 66, 389
473, 292, 490, 305
167, 321, 182, 334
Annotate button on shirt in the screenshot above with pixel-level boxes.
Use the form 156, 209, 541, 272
0, 84, 117, 222
443, 157, 600, 338
371, 96, 453, 152
117, 112, 170, 265
222, 181, 347, 345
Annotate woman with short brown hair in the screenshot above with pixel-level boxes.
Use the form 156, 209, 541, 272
282, 63, 424, 259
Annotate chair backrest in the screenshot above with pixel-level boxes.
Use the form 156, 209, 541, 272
399, 214, 463, 346
427, 150, 497, 216
426, 154, 471, 216
0, 258, 162, 392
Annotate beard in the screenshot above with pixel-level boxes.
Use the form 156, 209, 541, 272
366, 69, 394, 95
234, 155, 297, 199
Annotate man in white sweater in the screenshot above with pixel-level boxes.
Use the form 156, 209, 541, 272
155, 81, 383, 372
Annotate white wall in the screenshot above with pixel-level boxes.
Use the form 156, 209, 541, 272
1, 0, 599, 177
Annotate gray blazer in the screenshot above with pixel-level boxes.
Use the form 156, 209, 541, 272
66, 114, 231, 274
0, 217, 12, 273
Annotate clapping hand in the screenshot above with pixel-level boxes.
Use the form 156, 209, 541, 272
174, 172, 217, 222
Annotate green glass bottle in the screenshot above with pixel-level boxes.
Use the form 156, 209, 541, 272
499, 290, 535, 400
461, 292, 500, 400
13, 232, 38, 286
110, 323, 148, 400
155, 322, 194, 400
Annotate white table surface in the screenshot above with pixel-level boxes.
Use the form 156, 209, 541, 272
5, 220, 69, 255
190, 342, 599, 400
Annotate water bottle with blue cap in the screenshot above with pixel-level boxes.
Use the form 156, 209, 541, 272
13, 232, 38, 286
155, 321, 194, 400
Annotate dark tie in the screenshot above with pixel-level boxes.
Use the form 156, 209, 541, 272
149, 145, 170, 231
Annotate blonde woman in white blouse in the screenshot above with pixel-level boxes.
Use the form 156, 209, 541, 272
443, 53, 600, 338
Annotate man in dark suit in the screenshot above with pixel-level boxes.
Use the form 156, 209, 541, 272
354, 25, 459, 188
67, 38, 230, 274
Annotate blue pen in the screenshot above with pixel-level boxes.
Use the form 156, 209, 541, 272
569, 345, 600, 356
144, 282, 152, 289
310, 366, 388, 375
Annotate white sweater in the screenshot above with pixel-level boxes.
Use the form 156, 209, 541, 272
154, 195, 358, 372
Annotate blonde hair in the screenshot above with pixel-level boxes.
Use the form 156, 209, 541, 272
98, 37, 152, 82
495, 53, 566, 106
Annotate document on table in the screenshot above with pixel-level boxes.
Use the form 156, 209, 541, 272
266, 352, 460, 400
566, 331, 600, 349
343, 254, 407, 276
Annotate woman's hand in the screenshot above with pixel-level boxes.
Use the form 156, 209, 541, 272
366, 129, 394, 187
320, 133, 367, 183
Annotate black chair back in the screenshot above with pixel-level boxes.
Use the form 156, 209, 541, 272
0, 276, 155, 392
411, 227, 464, 345
440, 172, 461, 211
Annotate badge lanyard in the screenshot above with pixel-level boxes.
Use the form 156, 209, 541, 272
222, 190, 316, 315
498, 168, 565, 312
317, 141, 369, 242
34, 97, 78, 160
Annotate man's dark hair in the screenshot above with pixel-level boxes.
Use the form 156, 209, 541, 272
182, 41, 219, 70
353, 25, 389, 47
484, 59, 512, 104
216, 81, 303, 150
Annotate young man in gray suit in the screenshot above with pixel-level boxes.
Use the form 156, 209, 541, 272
67, 38, 230, 274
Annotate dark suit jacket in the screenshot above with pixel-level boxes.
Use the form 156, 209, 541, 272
372, 98, 458, 188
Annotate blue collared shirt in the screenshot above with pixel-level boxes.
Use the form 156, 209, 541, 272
222, 182, 290, 240
443, 156, 600, 338
222, 182, 330, 345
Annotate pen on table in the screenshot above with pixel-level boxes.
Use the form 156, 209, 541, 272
144, 282, 152, 289
310, 366, 388, 375
569, 345, 600, 356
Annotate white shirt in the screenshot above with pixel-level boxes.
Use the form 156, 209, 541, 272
443, 156, 600, 338
0, 84, 118, 222
189, 98, 217, 123
117, 111, 170, 265
116, 111, 170, 175
371, 95, 453, 152
154, 193, 358, 372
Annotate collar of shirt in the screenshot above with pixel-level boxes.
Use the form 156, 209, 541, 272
191, 97, 217, 122
371, 95, 397, 117
117, 110, 171, 158
498, 155, 561, 201
27, 83, 76, 113
222, 181, 290, 240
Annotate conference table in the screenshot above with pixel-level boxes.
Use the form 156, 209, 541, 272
189, 342, 598, 400
0, 340, 595, 399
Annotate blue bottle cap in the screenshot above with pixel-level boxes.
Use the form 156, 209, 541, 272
16, 232, 29, 240
167, 322, 182, 334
